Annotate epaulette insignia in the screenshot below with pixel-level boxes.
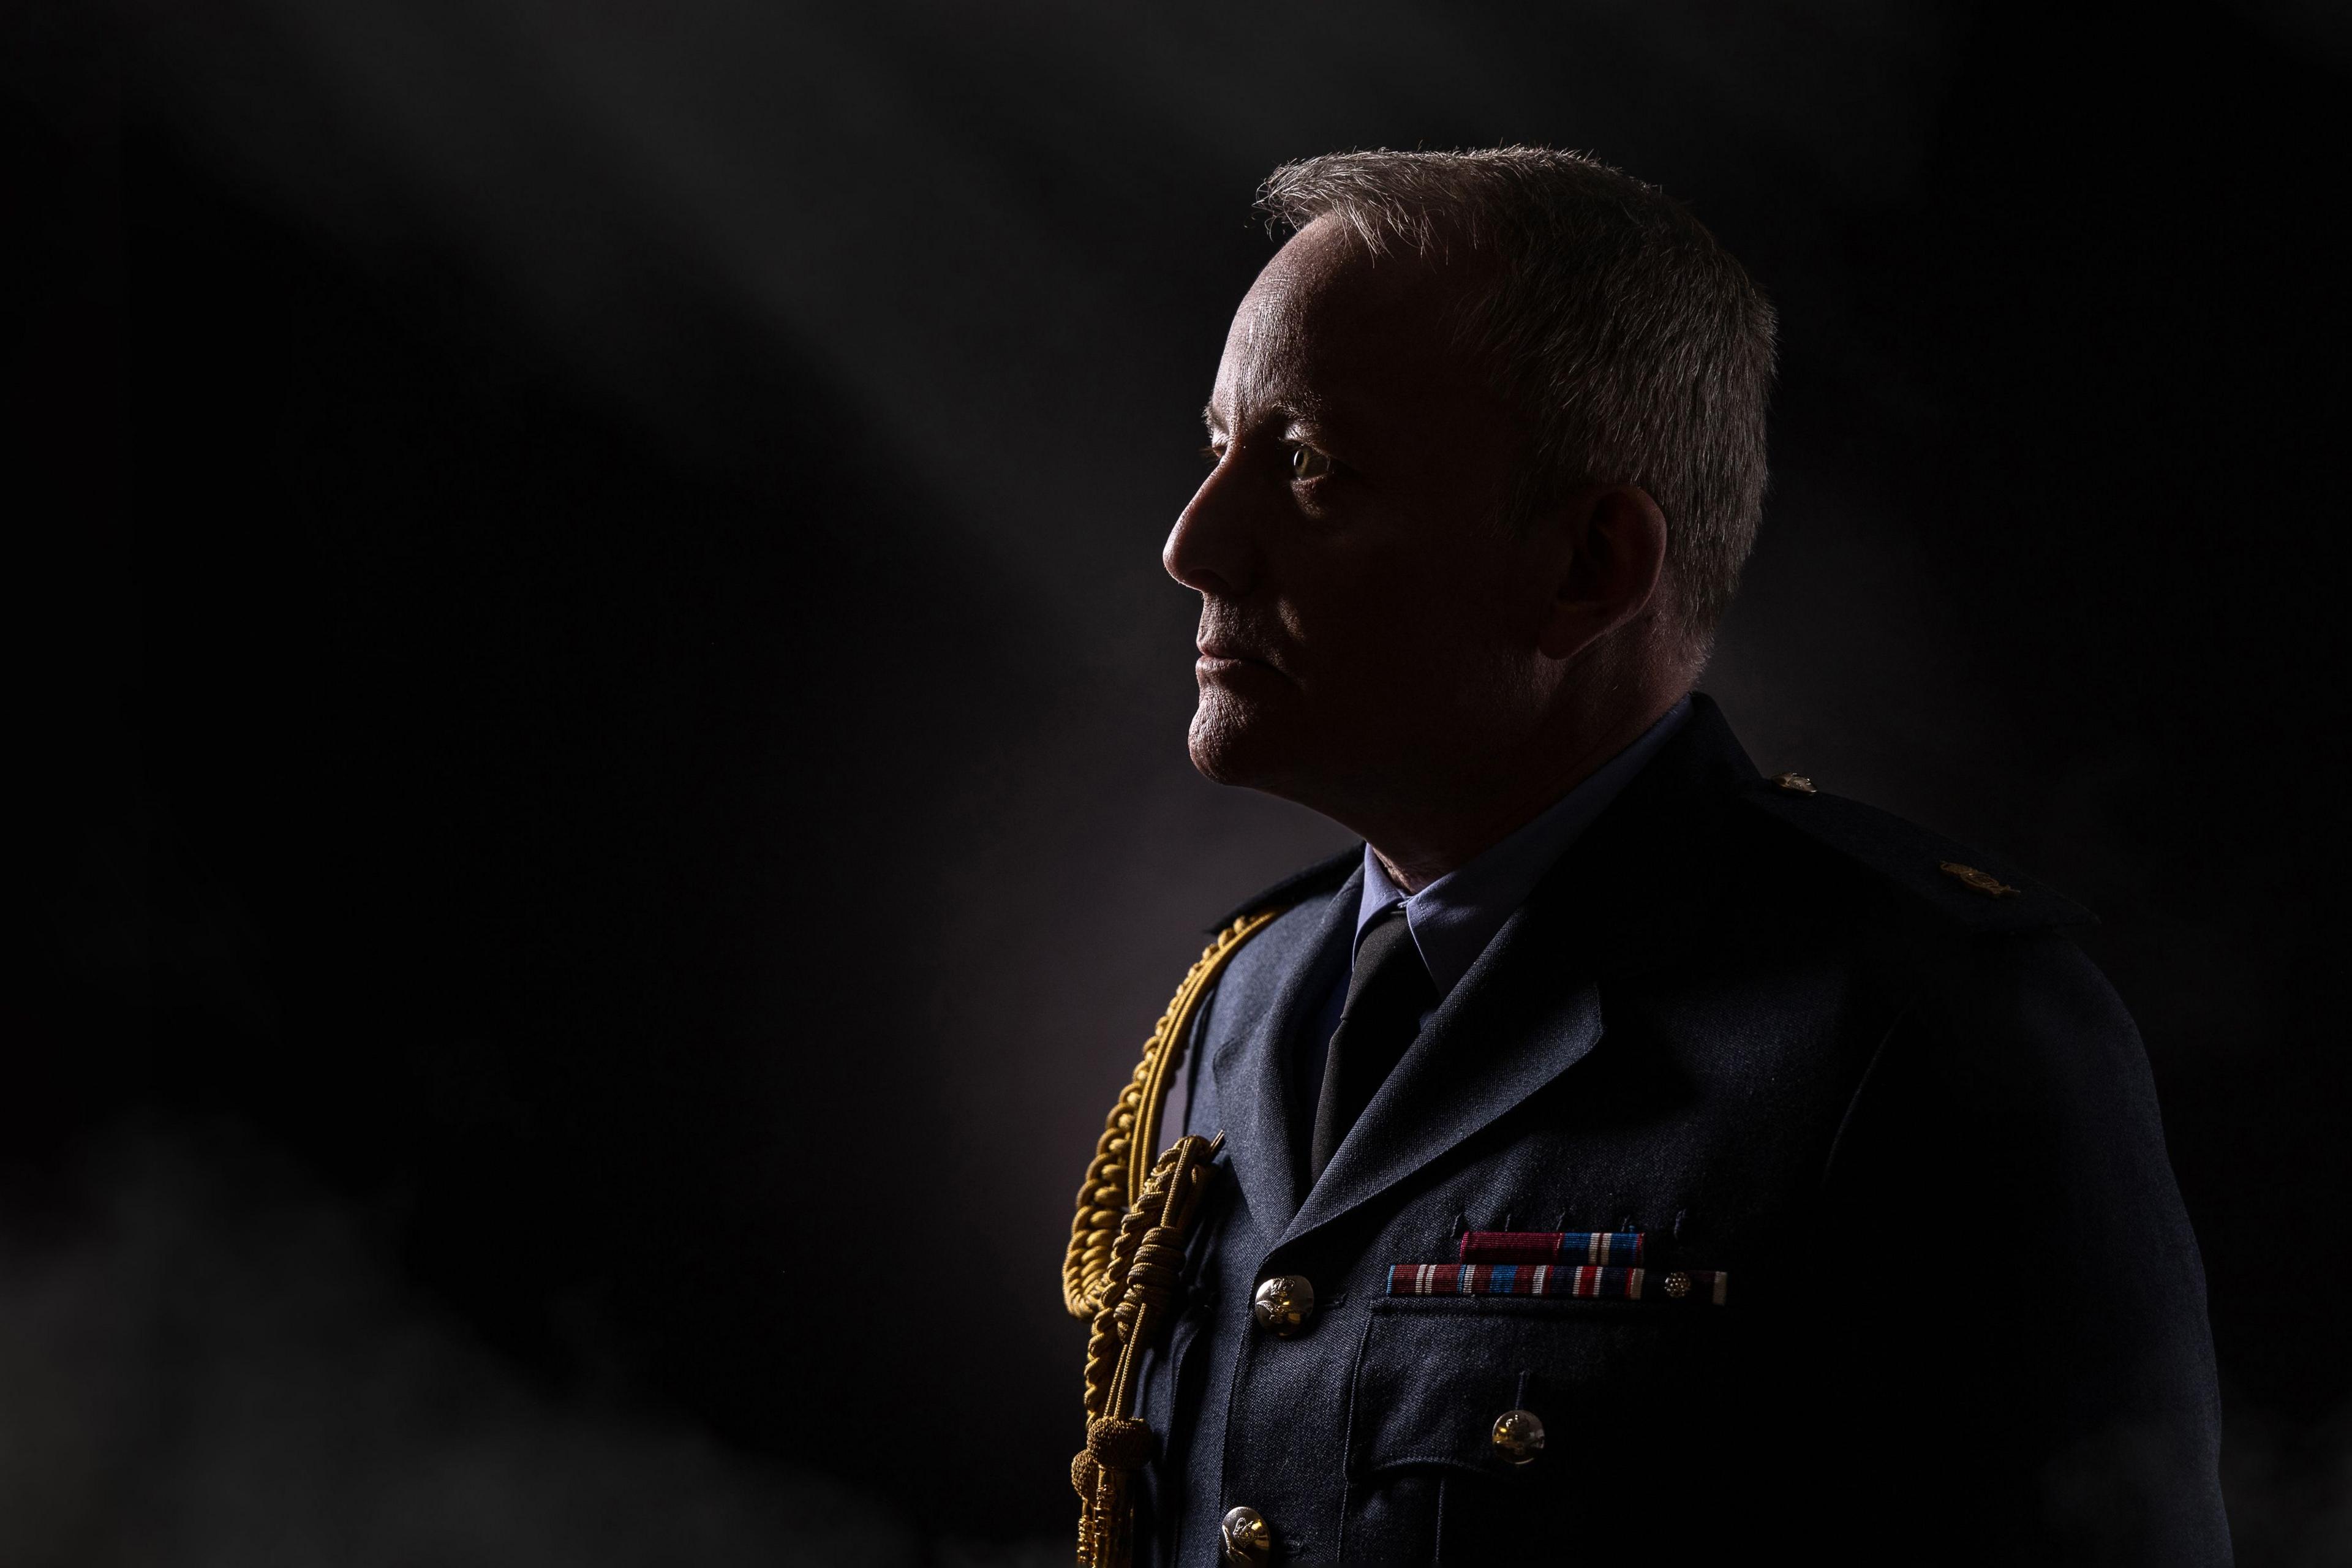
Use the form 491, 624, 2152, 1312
1741, 772, 2093, 931
1940, 861, 2019, 899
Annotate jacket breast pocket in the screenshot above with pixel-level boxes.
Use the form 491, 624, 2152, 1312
1343, 1299, 1751, 1562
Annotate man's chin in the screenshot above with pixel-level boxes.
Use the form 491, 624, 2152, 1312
1186, 696, 1311, 793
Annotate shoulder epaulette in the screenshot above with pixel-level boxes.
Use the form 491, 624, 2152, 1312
1740, 773, 2094, 932
1206, 844, 1362, 933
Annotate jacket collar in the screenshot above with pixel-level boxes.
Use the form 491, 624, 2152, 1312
1275, 693, 1760, 1249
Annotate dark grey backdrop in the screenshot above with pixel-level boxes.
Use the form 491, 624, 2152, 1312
12, 1, 2349, 1561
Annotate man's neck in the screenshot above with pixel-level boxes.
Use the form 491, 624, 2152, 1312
1361, 688, 1687, 893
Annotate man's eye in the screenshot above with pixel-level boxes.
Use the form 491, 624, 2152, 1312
1200, 444, 1224, 466
1290, 443, 1333, 481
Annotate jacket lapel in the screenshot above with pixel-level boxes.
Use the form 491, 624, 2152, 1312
1278, 695, 1759, 1247
1207, 865, 1362, 1240
1280, 896, 1604, 1245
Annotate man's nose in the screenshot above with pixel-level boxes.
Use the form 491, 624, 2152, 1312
1163, 454, 1258, 598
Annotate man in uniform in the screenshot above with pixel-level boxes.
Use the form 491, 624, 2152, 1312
1066, 148, 2227, 1564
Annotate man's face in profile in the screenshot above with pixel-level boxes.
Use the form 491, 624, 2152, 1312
1164, 219, 1560, 818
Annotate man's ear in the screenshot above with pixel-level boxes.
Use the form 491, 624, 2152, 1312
1534, 484, 1670, 662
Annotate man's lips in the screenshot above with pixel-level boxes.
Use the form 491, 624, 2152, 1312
1196, 641, 1279, 672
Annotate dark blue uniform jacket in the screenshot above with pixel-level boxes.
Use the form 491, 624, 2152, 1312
1134, 696, 2228, 1564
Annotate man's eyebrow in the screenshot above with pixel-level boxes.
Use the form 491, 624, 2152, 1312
1203, 399, 1316, 435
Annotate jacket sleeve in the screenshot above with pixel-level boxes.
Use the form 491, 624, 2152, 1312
1822, 928, 2231, 1565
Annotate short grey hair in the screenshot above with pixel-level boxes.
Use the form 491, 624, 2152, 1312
1257, 147, 1777, 647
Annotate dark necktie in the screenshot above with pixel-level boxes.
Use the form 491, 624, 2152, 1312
1308, 905, 1436, 1185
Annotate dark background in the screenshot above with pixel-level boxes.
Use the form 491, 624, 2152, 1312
9, 1, 2349, 1561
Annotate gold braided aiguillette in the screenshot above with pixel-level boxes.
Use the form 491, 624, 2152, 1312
1064, 909, 1280, 1568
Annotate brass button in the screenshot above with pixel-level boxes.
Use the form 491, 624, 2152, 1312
1251, 1275, 1315, 1337
1490, 1408, 1546, 1465
1661, 1270, 1691, 1298
1772, 771, 1817, 794
1221, 1504, 1273, 1564
1939, 861, 2019, 899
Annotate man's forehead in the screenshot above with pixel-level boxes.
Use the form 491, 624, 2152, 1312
1207, 221, 1480, 429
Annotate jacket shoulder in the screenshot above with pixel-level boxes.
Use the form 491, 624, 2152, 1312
1736, 775, 2094, 932
1207, 845, 1361, 933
